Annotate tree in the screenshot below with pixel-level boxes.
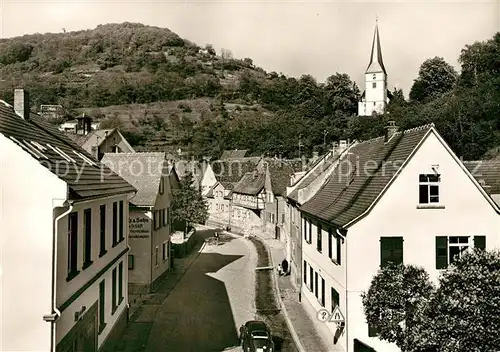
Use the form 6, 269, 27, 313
426, 249, 500, 352
170, 172, 208, 234
361, 263, 435, 352
409, 57, 458, 103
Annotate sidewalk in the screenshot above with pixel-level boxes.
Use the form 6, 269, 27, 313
263, 238, 337, 352
101, 233, 208, 352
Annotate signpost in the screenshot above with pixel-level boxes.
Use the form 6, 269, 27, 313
316, 307, 345, 326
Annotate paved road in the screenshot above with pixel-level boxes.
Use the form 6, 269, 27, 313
144, 231, 257, 352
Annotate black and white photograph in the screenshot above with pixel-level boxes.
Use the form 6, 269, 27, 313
1, 1, 499, 351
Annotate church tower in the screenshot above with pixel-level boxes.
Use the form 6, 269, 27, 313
358, 19, 389, 116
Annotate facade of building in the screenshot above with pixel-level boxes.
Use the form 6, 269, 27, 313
298, 122, 500, 352
358, 21, 391, 117
205, 182, 232, 227
0, 89, 136, 352
73, 128, 136, 160
230, 171, 267, 234
102, 153, 180, 294
286, 142, 353, 289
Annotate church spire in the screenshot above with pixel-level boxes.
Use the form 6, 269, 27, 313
366, 19, 387, 75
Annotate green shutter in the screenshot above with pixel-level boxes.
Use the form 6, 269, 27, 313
474, 236, 486, 250
380, 238, 392, 268
436, 236, 448, 269
393, 237, 403, 265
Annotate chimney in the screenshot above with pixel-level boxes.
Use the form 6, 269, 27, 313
385, 120, 398, 142
14, 89, 30, 120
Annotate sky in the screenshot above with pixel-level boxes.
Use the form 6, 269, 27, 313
0, 0, 499, 95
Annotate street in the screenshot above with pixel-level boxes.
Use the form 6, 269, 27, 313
141, 229, 257, 352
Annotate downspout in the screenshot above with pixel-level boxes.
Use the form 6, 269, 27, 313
336, 228, 348, 351
150, 206, 154, 293
44, 200, 74, 352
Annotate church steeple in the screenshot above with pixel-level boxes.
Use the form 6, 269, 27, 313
365, 19, 387, 75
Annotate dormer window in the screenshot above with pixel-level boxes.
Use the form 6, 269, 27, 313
373, 74, 376, 80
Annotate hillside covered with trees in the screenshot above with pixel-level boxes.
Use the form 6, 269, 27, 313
0, 23, 498, 160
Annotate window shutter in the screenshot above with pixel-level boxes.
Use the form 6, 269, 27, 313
393, 237, 403, 265
380, 238, 392, 268
331, 287, 340, 307
328, 230, 333, 259
436, 236, 448, 269
336, 235, 342, 265
474, 236, 486, 250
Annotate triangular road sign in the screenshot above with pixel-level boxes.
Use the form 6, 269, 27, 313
328, 306, 345, 323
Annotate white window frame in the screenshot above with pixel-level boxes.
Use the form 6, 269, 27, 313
448, 236, 471, 264
419, 173, 441, 204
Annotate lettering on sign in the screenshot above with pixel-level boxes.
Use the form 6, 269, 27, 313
129, 212, 151, 238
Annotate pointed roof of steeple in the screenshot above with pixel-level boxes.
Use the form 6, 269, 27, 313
366, 19, 387, 75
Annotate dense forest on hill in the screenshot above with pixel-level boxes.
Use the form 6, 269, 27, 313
0, 23, 499, 160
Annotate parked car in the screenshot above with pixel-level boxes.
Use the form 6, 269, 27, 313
239, 320, 275, 352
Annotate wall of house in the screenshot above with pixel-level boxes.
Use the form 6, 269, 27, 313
200, 165, 217, 196
345, 131, 500, 352
99, 130, 133, 155
230, 204, 263, 234
151, 175, 173, 286
207, 183, 230, 225
0, 135, 68, 351
55, 193, 129, 349
301, 213, 347, 351
128, 209, 152, 293
288, 203, 302, 289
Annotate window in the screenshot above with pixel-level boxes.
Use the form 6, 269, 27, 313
308, 221, 312, 243
159, 210, 163, 228
328, 229, 333, 259
159, 177, 164, 194
119, 201, 124, 242
118, 262, 123, 304
419, 174, 440, 204
162, 209, 166, 227
372, 74, 376, 80
99, 205, 106, 257
303, 218, 307, 242
380, 237, 403, 267
321, 277, 325, 307
271, 214, 275, 224
128, 255, 134, 270
111, 268, 117, 313
153, 211, 157, 230
309, 267, 313, 291
67, 212, 79, 280
436, 236, 485, 269
155, 246, 159, 267
314, 272, 319, 298
303, 261, 307, 284
163, 241, 168, 261
282, 214, 285, 224
99, 280, 106, 333
372, 82, 376, 88
112, 202, 118, 246
317, 225, 322, 253
83, 208, 92, 268
331, 287, 340, 311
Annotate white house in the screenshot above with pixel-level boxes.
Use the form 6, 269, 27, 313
298, 121, 500, 352
102, 153, 180, 295
358, 20, 391, 117
0, 89, 136, 352
70, 128, 136, 161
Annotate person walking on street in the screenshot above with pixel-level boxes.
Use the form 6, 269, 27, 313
281, 259, 289, 275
